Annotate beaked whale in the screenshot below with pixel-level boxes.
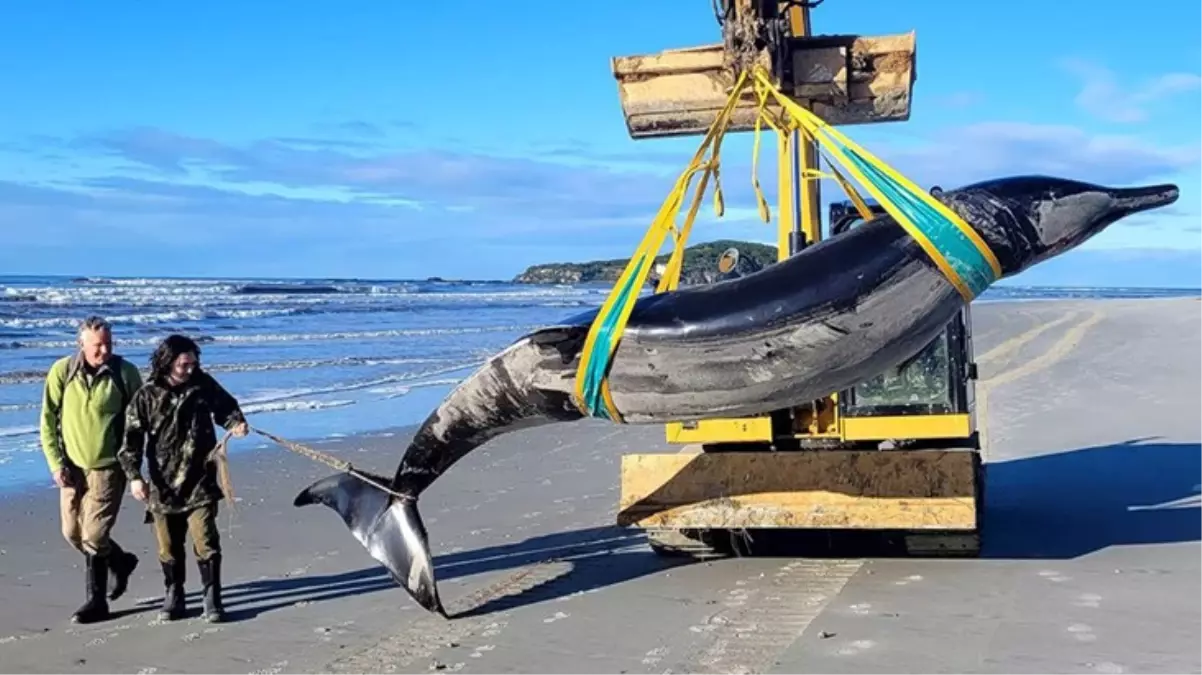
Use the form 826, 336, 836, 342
293, 175, 1180, 616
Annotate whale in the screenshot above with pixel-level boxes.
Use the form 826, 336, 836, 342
293, 175, 1180, 617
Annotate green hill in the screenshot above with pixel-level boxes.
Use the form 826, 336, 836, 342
513, 239, 778, 285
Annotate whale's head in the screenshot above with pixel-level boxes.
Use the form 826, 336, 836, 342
943, 175, 1180, 278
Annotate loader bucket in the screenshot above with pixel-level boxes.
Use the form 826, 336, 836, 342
611, 32, 917, 139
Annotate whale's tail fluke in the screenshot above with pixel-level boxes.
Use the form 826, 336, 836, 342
294, 472, 446, 617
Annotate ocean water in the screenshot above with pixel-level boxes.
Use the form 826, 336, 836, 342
1, 274, 1197, 492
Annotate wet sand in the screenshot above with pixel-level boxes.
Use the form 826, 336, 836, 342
0, 297, 1198, 674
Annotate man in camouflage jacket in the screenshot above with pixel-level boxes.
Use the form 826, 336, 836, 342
117, 334, 247, 623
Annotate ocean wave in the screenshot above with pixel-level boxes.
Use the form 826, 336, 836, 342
241, 399, 356, 414
207, 325, 530, 345
5, 281, 598, 305
0, 425, 37, 439
70, 277, 228, 286
0, 370, 45, 385
0, 307, 301, 330
2, 288, 1179, 320
239, 361, 477, 407
0, 295, 600, 319
0, 294, 602, 335
0, 323, 537, 351
0, 369, 473, 456
0, 403, 38, 412
0, 437, 40, 456
0, 355, 455, 385
233, 283, 345, 295
367, 377, 463, 400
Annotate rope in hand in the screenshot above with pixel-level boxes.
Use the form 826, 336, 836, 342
206, 423, 414, 537
209, 428, 237, 542
212, 429, 235, 502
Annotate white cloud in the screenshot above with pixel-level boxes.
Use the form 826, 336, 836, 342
1061, 58, 1202, 123
875, 121, 1199, 187
1, 113, 1198, 281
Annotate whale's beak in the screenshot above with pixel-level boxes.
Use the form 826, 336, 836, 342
1111, 183, 1180, 215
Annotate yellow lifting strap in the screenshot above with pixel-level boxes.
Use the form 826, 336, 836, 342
571, 65, 1003, 422
748, 68, 1003, 299
571, 69, 763, 422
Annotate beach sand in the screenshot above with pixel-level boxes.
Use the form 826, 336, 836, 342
0, 297, 1197, 674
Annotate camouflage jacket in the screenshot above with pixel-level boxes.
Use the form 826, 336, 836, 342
117, 370, 246, 514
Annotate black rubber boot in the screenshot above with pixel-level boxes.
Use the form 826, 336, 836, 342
71, 554, 111, 624
197, 554, 225, 623
157, 560, 185, 621
106, 543, 139, 601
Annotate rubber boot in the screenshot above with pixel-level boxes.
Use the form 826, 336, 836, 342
106, 542, 139, 601
197, 554, 226, 623
157, 560, 185, 621
71, 554, 111, 624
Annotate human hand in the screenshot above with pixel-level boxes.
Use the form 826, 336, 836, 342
231, 421, 248, 438
52, 468, 72, 488
130, 479, 149, 502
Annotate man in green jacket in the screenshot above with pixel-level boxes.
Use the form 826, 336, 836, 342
40, 315, 143, 624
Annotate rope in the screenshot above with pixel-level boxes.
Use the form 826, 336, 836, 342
205, 428, 238, 542
249, 425, 413, 501
144, 422, 408, 542
212, 429, 235, 502
206, 421, 414, 515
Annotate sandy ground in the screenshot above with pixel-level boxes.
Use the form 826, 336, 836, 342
0, 298, 1198, 674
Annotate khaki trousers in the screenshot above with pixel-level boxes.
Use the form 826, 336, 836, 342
60, 465, 127, 557
151, 503, 221, 564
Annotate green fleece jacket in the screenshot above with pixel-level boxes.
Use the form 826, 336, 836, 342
40, 354, 144, 473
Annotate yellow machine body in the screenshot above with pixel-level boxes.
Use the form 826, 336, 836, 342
611, 1, 985, 556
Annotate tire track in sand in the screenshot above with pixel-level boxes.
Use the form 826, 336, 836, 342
662, 559, 862, 674
976, 309, 1104, 452
975, 309, 1085, 375
323, 560, 578, 673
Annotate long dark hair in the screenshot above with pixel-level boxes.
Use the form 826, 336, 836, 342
149, 334, 202, 383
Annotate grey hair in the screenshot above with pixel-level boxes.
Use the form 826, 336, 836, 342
78, 315, 112, 340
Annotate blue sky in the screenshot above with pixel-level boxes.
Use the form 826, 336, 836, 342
1, 0, 1199, 287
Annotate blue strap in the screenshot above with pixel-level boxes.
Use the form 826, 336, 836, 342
577, 257, 648, 420
843, 149, 998, 299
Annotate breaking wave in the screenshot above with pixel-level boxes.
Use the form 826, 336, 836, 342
242, 399, 356, 414
0, 324, 537, 350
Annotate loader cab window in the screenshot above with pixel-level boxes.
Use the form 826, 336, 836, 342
829, 198, 964, 416
850, 332, 955, 411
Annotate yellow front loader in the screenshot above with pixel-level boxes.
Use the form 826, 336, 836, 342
607, 0, 985, 558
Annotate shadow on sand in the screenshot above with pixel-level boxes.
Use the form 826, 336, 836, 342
979, 437, 1200, 559
146, 437, 1199, 621
138, 525, 676, 623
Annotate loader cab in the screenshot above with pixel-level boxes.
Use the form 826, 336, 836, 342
827, 197, 979, 443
